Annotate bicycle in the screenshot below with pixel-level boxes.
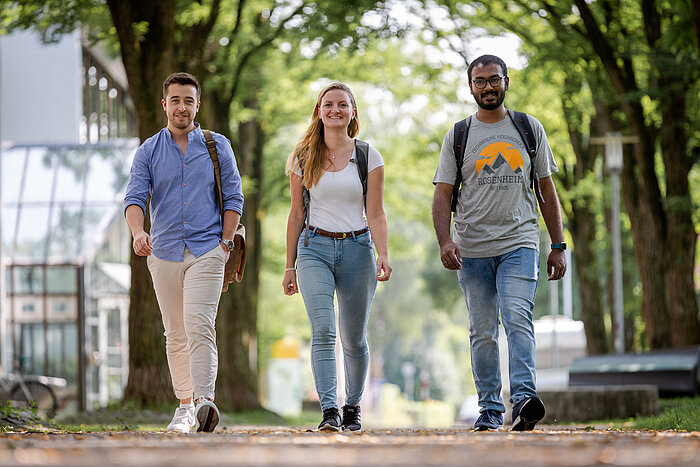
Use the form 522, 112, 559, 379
0, 371, 66, 419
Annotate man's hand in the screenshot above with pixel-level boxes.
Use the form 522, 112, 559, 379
132, 231, 153, 256
220, 241, 231, 263
433, 183, 462, 271
547, 249, 566, 280
440, 240, 462, 270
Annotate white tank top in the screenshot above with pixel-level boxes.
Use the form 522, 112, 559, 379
295, 145, 384, 232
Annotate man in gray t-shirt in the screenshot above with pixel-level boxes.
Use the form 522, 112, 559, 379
432, 54, 567, 432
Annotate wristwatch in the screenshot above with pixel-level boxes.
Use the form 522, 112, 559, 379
221, 238, 235, 251
551, 242, 567, 251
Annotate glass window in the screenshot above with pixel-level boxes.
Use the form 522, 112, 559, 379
1, 150, 26, 203
12, 206, 52, 261
23, 150, 56, 203
62, 324, 78, 383
53, 150, 89, 204
46, 266, 77, 294
47, 205, 84, 260
88, 366, 99, 396
89, 324, 99, 354
107, 352, 122, 367
85, 150, 131, 202
11, 266, 44, 294
79, 206, 108, 257
107, 307, 121, 347
20, 323, 46, 375
108, 374, 123, 400
22, 303, 35, 313
1, 207, 18, 260
47, 323, 63, 376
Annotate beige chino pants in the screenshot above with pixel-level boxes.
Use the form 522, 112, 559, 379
147, 245, 225, 401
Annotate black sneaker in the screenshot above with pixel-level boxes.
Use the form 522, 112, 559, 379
473, 409, 504, 431
511, 396, 545, 431
318, 407, 342, 432
341, 405, 362, 432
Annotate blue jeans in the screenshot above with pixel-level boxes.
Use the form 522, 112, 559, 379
457, 247, 539, 413
297, 229, 377, 411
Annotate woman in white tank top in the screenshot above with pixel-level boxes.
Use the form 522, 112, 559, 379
282, 83, 391, 432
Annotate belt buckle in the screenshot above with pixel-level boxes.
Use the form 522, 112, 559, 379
340, 232, 347, 239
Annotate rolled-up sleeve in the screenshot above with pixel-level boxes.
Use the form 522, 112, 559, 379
217, 137, 244, 215
123, 146, 151, 216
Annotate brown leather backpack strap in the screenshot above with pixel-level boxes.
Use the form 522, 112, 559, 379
203, 129, 224, 219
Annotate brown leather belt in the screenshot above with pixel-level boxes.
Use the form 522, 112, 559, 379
310, 226, 369, 239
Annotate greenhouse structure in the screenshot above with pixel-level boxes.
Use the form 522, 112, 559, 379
1, 28, 138, 410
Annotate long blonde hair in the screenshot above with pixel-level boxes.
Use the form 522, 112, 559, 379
286, 82, 359, 188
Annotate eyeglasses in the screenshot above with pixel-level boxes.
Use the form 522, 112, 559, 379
472, 76, 506, 89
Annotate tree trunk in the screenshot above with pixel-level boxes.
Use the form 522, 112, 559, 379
124, 216, 172, 404
564, 102, 609, 355
215, 92, 263, 410
658, 82, 700, 347
570, 200, 608, 355
619, 135, 670, 348
106, 0, 178, 405
558, 78, 610, 355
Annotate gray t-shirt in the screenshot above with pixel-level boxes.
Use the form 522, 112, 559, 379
433, 112, 559, 258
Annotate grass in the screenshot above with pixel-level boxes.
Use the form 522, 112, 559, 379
576, 397, 700, 432
628, 397, 700, 431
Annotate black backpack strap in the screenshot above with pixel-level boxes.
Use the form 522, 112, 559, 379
299, 159, 311, 247
451, 116, 471, 212
203, 130, 224, 219
354, 139, 369, 207
507, 110, 544, 204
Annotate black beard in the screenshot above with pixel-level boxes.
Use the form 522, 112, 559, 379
476, 91, 505, 110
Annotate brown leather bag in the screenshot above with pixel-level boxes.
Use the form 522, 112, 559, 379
203, 130, 246, 292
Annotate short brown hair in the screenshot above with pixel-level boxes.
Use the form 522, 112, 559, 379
162, 72, 201, 101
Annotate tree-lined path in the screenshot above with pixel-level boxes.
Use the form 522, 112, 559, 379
0, 428, 699, 466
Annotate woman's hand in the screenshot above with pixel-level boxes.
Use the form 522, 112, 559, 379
376, 255, 392, 282
283, 270, 299, 295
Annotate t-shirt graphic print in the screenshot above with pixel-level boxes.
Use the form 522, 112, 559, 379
476, 141, 525, 187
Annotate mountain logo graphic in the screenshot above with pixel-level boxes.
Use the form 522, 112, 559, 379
476, 142, 524, 174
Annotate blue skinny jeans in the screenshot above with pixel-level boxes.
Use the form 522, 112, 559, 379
297, 228, 377, 411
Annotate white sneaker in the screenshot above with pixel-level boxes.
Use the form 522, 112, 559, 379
195, 399, 220, 432
167, 406, 195, 433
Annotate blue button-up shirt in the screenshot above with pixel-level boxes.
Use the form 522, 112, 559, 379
124, 124, 244, 261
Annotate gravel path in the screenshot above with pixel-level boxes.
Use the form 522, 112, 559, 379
1, 427, 699, 466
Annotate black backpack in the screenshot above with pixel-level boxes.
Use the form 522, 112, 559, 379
450, 109, 543, 212
301, 139, 370, 246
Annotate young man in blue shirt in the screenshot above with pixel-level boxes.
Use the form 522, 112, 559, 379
124, 72, 244, 433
